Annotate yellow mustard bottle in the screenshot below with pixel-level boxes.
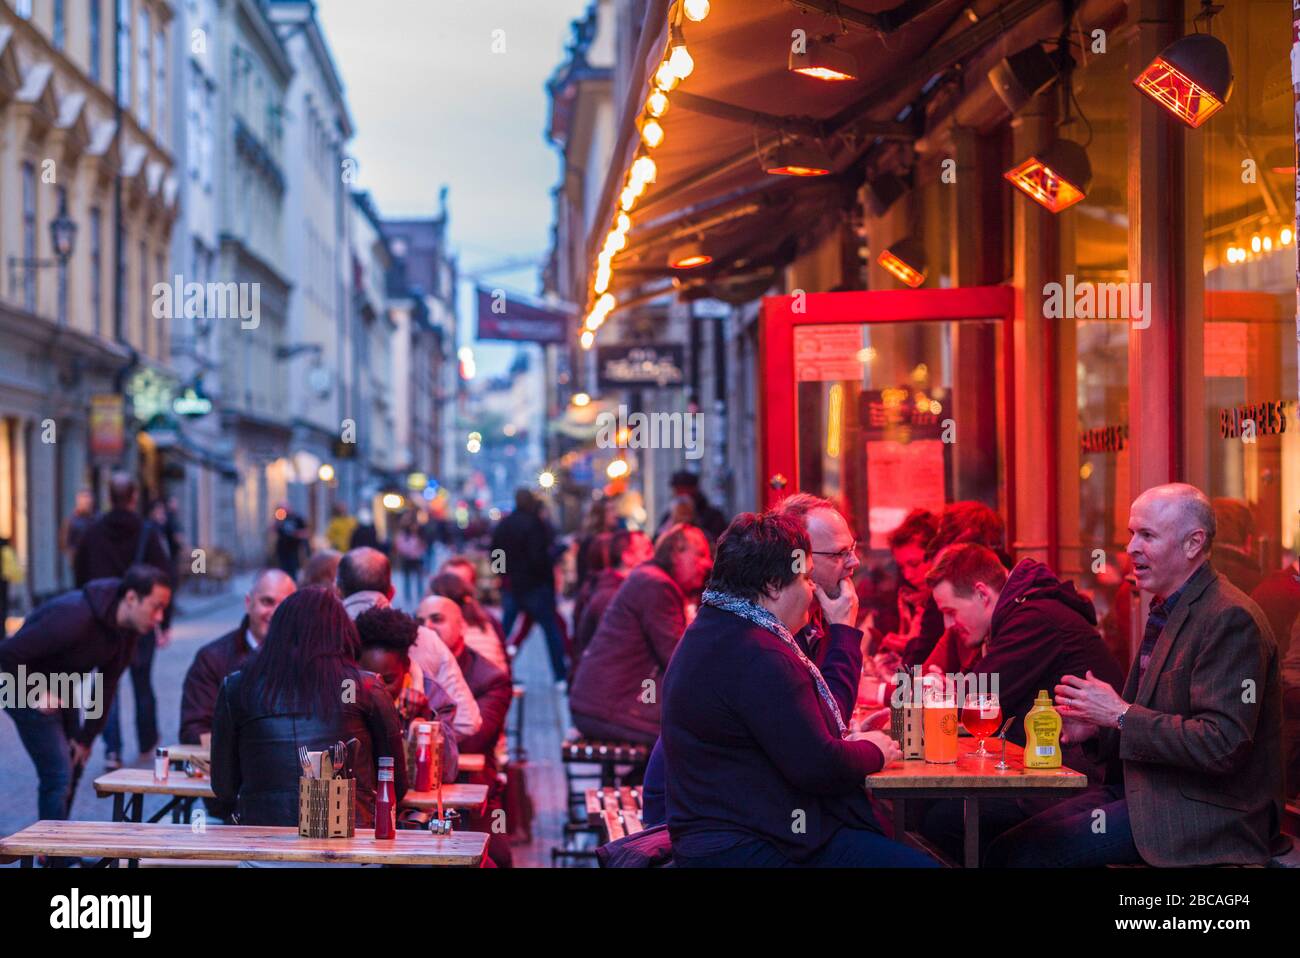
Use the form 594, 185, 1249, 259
1023, 690, 1062, 768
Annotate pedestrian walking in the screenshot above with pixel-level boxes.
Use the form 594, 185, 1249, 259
490, 489, 568, 685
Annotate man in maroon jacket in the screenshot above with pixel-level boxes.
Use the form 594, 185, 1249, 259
572, 529, 652, 673
919, 543, 1124, 861
568, 524, 712, 745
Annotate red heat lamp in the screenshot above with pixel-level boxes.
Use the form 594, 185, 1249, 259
788, 37, 859, 82
764, 142, 833, 177
877, 238, 927, 288
669, 241, 713, 269
1004, 139, 1092, 213
1133, 33, 1233, 129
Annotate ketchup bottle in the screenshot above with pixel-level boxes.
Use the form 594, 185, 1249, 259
375, 756, 396, 840
414, 726, 433, 791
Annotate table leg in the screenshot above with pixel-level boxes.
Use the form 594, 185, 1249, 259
963, 797, 980, 869
111, 793, 125, 822
893, 798, 907, 842
20, 855, 33, 868
131, 794, 144, 824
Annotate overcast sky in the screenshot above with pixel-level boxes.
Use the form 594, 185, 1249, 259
316, 0, 591, 373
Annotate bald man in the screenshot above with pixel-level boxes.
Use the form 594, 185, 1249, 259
179, 569, 296, 745
415, 596, 512, 763
988, 483, 1284, 867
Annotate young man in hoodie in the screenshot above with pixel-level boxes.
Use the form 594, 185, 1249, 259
918, 543, 1124, 860
0, 565, 171, 825
336, 547, 481, 741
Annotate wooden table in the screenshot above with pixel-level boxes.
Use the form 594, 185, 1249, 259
0, 821, 487, 868
164, 744, 486, 775
95, 769, 489, 822
402, 783, 489, 816
94, 769, 213, 824
865, 738, 1087, 868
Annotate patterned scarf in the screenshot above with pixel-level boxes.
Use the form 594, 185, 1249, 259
701, 589, 847, 737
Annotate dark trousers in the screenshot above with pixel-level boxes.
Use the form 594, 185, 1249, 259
984, 783, 1141, 867
919, 795, 1067, 864
502, 586, 567, 681
676, 826, 939, 868
4, 705, 74, 821
103, 629, 159, 755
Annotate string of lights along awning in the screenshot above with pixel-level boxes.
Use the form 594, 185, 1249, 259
578, 0, 710, 350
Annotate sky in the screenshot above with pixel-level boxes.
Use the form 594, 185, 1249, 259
316, 0, 592, 376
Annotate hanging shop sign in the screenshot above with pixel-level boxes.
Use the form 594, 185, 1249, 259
595, 344, 685, 389
1080, 424, 1128, 454
125, 367, 180, 425
1219, 400, 1292, 439
89, 394, 126, 463
475, 287, 570, 344
173, 384, 213, 418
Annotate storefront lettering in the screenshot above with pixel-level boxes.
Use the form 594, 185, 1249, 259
1080, 424, 1128, 454
1219, 400, 1292, 438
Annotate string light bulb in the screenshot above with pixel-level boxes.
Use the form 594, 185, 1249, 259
683, 0, 710, 22
641, 117, 665, 149
647, 89, 669, 117
580, 330, 595, 349
668, 41, 694, 80
655, 60, 679, 91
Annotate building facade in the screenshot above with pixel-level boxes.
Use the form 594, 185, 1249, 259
0, 0, 177, 609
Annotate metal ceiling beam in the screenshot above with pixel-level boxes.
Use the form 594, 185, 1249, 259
786, 0, 954, 34
671, 91, 824, 138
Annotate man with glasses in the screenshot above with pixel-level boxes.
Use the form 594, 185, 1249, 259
773, 493, 863, 666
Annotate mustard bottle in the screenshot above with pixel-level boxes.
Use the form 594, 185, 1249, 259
1023, 690, 1062, 768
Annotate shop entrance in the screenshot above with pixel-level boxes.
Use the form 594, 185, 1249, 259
759, 285, 1016, 555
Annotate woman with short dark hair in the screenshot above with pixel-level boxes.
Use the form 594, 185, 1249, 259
661, 512, 934, 867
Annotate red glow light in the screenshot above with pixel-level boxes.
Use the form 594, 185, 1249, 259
877, 250, 925, 287
765, 163, 830, 177
1133, 57, 1225, 128
1003, 156, 1086, 212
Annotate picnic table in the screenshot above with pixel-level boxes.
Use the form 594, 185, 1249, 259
865, 737, 1087, 868
162, 745, 486, 776
0, 821, 487, 868
94, 769, 489, 822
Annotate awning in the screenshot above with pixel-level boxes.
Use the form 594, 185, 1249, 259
584, 0, 1065, 324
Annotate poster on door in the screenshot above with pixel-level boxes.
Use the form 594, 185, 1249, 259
865, 438, 946, 550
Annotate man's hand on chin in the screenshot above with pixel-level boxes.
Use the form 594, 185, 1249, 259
814, 578, 859, 628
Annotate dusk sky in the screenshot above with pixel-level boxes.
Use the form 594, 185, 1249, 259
316, 0, 592, 374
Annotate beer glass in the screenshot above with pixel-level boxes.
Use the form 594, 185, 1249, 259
962, 692, 1001, 757
922, 687, 958, 764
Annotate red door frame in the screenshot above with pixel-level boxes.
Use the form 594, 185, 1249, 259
758, 285, 1019, 549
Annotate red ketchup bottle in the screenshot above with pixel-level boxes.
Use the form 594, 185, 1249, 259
375, 756, 396, 840
414, 725, 433, 792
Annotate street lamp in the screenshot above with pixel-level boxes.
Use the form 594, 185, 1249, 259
7, 192, 78, 323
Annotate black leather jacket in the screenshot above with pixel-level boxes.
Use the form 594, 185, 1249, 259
211, 667, 408, 828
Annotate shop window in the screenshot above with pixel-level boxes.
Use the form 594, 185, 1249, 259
793, 317, 1004, 554
1201, 0, 1298, 580
1062, 18, 1131, 625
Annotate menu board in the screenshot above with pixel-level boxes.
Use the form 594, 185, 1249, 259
795, 325, 864, 382
865, 438, 947, 550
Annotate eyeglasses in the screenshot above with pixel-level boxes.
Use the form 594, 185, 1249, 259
811, 541, 858, 562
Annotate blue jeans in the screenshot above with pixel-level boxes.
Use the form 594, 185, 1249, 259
4, 705, 74, 821
502, 586, 567, 681
103, 629, 158, 755
984, 784, 1141, 867
677, 827, 939, 868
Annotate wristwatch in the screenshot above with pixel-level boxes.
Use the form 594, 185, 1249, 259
1116, 704, 1131, 731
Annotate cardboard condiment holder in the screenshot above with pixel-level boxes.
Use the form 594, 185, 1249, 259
298, 774, 355, 838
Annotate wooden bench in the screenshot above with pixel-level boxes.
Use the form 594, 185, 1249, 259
560, 738, 650, 826
0, 821, 488, 868
587, 786, 645, 843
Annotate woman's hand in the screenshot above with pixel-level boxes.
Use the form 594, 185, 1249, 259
849, 729, 901, 765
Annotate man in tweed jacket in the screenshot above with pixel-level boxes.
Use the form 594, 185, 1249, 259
987, 483, 1283, 866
